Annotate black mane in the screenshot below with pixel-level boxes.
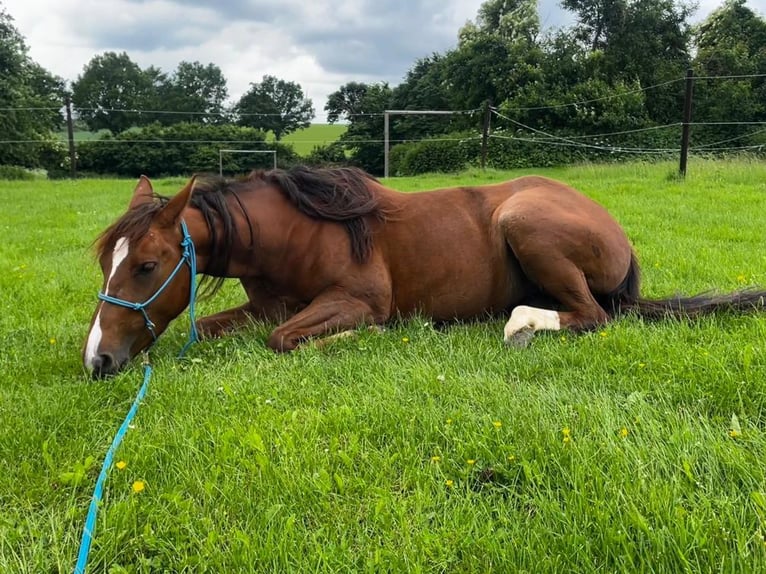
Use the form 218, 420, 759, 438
98, 166, 386, 297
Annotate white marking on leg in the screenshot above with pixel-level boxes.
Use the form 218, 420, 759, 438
503, 305, 561, 344
84, 237, 130, 370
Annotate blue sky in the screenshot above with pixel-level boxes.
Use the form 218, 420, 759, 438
3, 0, 755, 119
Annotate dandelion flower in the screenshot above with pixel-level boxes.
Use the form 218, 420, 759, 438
49, 338, 56, 345
562, 427, 571, 438
445, 479, 454, 488
132, 480, 146, 493
401, 337, 409, 343
729, 429, 740, 438
599, 331, 608, 338
116, 461, 127, 470
737, 274, 747, 284
431, 456, 441, 463
563, 436, 571, 445
466, 459, 476, 466
620, 427, 629, 438
446, 418, 453, 425
507, 455, 516, 462
493, 421, 502, 429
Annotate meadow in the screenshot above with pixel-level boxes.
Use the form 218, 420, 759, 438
1, 159, 766, 572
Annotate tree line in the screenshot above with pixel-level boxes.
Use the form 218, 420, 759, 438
1, 0, 765, 177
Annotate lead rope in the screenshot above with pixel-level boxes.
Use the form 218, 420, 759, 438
74, 221, 199, 574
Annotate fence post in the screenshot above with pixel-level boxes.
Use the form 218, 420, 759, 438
65, 93, 77, 178
679, 69, 694, 177
383, 111, 390, 178
481, 99, 492, 170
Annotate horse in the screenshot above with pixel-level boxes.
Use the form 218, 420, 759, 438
83, 166, 766, 378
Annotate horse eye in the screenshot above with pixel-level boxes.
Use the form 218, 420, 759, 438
137, 262, 157, 275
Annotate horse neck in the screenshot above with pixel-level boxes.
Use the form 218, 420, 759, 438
180, 206, 217, 276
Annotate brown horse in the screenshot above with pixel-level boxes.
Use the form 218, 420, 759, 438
83, 166, 765, 377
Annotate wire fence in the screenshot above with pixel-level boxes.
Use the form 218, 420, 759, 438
3, 71, 766, 176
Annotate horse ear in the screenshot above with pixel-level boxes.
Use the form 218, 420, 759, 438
129, 175, 154, 209
156, 176, 196, 228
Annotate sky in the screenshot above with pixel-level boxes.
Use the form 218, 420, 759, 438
3, 0, 758, 121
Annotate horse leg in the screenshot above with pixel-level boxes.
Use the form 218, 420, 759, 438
502, 265, 610, 346
196, 303, 259, 339
497, 206, 625, 346
266, 288, 387, 352
196, 280, 303, 339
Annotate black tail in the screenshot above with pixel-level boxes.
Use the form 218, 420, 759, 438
606, 251, 766, 319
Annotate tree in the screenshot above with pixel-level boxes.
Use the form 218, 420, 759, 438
692, 0, 766, 146
71, 51, 156, 133
325, 82, 392, 174
155, 61, 229, 124
444, 0, 543, 112
561, 0, 694, 123
234, 75, 314, 140
0, 5, 65, 168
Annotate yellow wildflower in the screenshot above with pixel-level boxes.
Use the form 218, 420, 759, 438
599, 331, 608, 338
49, 338, 56, 345
445, 479, 454, 488
132, 480, 146, 493
620, 427, 629, 438
401, 337, 409, 343
563, 436, 571, 445
116, 461, 127, 470
729, 429, 740, 438
431, 456, 441, 463
466, 459, 476, 466
562, 427, 571, 438
507, 455, 516, 462
492, 421, 502, 429
446, 418, 453, 425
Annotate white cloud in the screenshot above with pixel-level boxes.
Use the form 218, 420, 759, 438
4, 0, 764, 121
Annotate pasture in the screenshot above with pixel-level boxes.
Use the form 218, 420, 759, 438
273, 123, 347, 155
1, 160, 766, 572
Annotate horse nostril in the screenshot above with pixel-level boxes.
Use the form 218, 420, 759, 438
91, 353, 116, 378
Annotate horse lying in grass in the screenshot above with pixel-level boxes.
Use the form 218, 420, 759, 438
83, 166, 765, 377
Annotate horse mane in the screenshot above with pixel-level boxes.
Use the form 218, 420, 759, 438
255, 165, 385, 262
95, 198, 167, 260
98, 166, 387, 298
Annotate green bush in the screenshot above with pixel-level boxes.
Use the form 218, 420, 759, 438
0, 165, 38, 180
389, 127, 683, 176
304, 142, 349, 166
77, 123, 300, 177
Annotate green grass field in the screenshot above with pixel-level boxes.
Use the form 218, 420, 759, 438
63, 123, 346, 157
272, 123, 346, 155
2, 160, 766, 572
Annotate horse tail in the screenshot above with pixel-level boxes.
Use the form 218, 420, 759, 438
605, 251, 766, 319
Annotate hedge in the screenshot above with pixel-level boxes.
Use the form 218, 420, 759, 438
77, 123, 299, 178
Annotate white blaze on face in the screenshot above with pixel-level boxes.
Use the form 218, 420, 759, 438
84, 237, 130, 370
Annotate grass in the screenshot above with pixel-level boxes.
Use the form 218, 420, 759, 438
271, 123, 346, 155
2, 159, 766, 572
62, 123, 346, 156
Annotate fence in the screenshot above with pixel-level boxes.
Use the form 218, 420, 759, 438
4, 70, 766, 178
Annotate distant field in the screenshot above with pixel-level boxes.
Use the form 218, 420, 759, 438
272, 123, 347, 155
61, 124, 346, 156
3, 160, 766, 572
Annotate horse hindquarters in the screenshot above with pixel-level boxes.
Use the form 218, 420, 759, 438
493, 190, 635, 345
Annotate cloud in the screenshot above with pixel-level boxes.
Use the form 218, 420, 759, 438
4, 0, 751, 121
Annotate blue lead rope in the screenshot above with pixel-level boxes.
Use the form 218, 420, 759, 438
75, 220, 199, 574
74, 359, 152, 574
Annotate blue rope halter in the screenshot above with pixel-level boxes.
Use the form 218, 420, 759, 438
74, 220, 200, 574
97, 219, 199, 356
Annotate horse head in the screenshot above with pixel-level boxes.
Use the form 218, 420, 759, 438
83, 176, 196, 378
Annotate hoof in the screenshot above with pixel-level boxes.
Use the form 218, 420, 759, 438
504, 326, 535, 348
